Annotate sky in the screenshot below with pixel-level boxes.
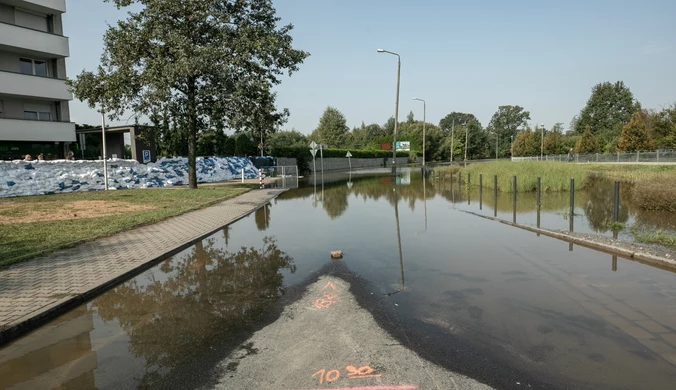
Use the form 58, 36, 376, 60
63, 0, 676, 134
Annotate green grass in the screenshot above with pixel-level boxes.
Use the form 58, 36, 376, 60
0, 187, 249, 267
435, 161, 588, 192
632, 228, 676, 249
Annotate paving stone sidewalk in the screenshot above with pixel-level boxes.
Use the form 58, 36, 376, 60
0, 188, 286, 343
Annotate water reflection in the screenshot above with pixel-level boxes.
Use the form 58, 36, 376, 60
0, 235, 295, 389
0, 306, 97, 389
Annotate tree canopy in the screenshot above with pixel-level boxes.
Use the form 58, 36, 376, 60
68, 0, 309, 188
314, 106, 349, 147
575, 81, 637, 135
439, 112, 480, 131
617, 111, 655, 152
487, 105, 531, 157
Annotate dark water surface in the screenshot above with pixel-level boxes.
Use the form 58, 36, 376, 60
1, 169, 676, 389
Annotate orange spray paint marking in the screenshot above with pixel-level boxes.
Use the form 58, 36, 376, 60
346, 366, 382, 379
323, 281, 337, 291
313, 291, 338, 309
312, 369, 341, 384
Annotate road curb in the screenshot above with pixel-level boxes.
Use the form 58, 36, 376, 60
459, 210, 676, 271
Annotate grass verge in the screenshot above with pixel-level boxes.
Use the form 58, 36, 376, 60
0, 187, 249, 267
632, 228, 676, 249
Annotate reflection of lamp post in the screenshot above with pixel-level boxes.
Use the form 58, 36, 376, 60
377, 49, 400, 166
413, 97, 425, 167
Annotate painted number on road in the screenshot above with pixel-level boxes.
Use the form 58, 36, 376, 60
312, 366, 382, 385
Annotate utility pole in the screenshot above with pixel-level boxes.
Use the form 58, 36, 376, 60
101, 107, 109, 190
495, 131, 499, 160
464, 124, 469, 168
450, 119, 455, 164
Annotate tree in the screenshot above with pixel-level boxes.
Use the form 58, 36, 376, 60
617, 111, 655, 152
575, 81, 638, 135
575, 126, 601, 154
486, 105, 531, 157
267, 130, 308, 150
544, 123, 567, 155
406, 111, 415, 124
438, 112, 479, 132
648, 104, 676, 148
383, 117, 396, 135
68, 0, 309, 189
235, 133, 255, 156
315, 106, 349, 147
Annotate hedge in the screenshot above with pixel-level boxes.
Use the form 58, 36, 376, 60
270, 147, 409, 159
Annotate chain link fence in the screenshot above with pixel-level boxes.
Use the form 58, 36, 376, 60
511, 150, 676, 163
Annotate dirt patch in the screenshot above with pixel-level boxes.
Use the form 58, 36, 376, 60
0, 200, 156, 224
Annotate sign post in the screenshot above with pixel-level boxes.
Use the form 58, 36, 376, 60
346, 151, 352, 171
310, 141, 318, 187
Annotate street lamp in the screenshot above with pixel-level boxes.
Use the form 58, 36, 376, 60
412, 97, 425, 167
540, 123, 545, 160
377, 49, 401, 166
511, 135, 514, 157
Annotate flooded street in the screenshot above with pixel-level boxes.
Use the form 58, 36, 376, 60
1, 169, 675, 389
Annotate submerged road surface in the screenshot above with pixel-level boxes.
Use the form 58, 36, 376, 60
211, 275, 492, 390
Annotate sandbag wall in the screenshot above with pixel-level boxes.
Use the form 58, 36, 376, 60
0, 157, 259, 198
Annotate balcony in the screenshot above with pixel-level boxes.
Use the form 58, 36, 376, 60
2, 0, 66, 13
0, 22, 69, 58
0, 70, 72, 101
0, 118, 75, 142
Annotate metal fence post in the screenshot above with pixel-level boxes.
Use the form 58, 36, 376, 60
570, 178, 575, 214
468, 173, 471, 187
479, 174, 483, 210
657, 150, 660, 162
596, 153, 598, 162
617, 151, 620, 162
537, 176, 541, 208
613, 181, 620, 223
494, 175, 498, 217
636, 150, 640, 162
512, 176, 517, 223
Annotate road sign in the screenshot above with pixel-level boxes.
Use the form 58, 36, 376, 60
346, 151, 352, 158
142, 149, 151, 163
310, 141, 318, 150
310, 149, 318, 157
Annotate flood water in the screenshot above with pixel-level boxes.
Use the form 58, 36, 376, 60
1, 169, 676, 389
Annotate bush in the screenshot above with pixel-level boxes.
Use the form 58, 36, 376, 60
631, 178, 676, 212
270, 146, 408, 159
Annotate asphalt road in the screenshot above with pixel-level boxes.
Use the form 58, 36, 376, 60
209, 274, 493, 390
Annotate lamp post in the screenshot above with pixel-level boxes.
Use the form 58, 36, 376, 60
540, 123, 545, 160
377, 49, 401, 167
511, 135, 514, 157
413, 97, 425, 167
100, 107, 109, 190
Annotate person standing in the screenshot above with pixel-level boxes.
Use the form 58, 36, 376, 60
567, 148, 574, 162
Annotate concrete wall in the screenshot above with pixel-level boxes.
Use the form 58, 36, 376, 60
276, 157, 409, 173
130, 127, 157, 163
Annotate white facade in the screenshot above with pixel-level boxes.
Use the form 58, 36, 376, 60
0, 0, 75, 158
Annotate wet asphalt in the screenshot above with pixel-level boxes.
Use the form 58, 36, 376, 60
149, 262, 560, 390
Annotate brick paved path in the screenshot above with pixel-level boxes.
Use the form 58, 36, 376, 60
0, 188, 286, 343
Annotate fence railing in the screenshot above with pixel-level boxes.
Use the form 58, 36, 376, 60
511, 150, 676, 163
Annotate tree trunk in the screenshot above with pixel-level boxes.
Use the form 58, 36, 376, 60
187, 81, 197, 189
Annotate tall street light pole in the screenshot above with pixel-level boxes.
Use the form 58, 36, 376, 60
540, 123, 545, 160
413, 97, 425, 167
377, 49, 400, 167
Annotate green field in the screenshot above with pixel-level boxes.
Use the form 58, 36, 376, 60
0, 187, 248, 267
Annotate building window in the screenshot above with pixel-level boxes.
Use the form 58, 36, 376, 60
23, 111, 51, 121
19, 58, 48, 77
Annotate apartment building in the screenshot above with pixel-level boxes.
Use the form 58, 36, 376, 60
0, 0, 74, 160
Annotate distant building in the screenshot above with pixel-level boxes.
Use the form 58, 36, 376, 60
76, 125, 158, 164
0, 0, 75, 160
